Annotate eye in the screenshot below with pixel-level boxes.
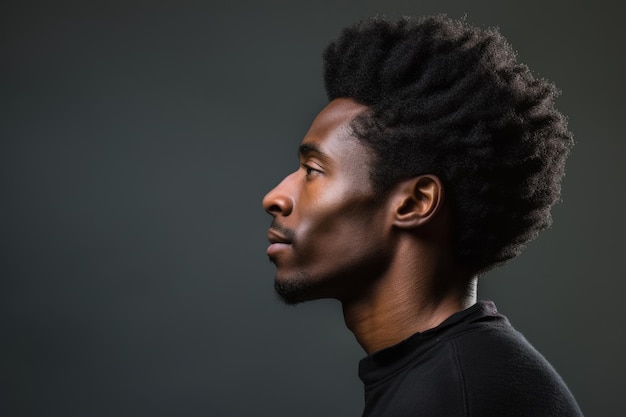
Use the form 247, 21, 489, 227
301, 163, 321, 177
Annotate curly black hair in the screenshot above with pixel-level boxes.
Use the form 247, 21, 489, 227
323, 15, 573, 274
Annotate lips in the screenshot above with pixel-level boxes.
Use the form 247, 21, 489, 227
267, 228, 293, 256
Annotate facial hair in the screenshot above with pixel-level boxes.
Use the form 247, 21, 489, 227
273, 270, 317, 305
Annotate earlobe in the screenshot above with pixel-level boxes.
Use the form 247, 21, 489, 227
393, 175, 444, 229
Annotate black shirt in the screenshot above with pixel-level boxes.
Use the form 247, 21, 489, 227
359, 301, 584, 417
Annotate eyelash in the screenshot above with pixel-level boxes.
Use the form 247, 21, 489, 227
301, 164, 319, 176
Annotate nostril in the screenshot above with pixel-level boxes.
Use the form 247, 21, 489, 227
263, 196, 293, 217
268, 204, 282, 215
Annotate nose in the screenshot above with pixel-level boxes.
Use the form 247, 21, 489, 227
262, 173, 295, 217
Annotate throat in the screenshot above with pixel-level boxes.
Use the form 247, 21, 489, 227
341, 275, 477, 355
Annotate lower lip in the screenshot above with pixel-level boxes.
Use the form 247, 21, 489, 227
267, 243, 291, 256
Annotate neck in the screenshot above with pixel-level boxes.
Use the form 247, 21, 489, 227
340, 249, 477, 355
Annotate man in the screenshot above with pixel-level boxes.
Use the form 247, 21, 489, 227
263, 15, 583, 417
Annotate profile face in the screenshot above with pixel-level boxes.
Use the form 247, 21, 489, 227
262, 98, 393, 304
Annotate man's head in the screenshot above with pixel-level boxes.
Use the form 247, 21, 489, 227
323, 15, 573, 274
263, 15, 572, 303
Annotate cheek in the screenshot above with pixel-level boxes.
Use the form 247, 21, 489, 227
300, 201, 383, 258
297, 197, 350, 240
293, 177, 383, 258
301, 211, 391, 287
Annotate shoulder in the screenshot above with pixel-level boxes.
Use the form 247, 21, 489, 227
446, 320, 584, 417
361, 303, 585, 417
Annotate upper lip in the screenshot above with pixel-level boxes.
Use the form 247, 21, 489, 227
268, 228, 292, 244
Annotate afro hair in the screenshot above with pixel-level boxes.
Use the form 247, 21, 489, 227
323, 15, 573, 274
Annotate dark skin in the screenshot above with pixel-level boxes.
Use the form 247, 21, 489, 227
263, 98, 477, 354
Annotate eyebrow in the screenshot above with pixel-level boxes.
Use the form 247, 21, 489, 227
298, 143, 330, 160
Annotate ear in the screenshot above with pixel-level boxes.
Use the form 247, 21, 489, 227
392, 175, 444, 229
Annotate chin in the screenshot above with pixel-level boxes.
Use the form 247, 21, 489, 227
274, 273, 325, 305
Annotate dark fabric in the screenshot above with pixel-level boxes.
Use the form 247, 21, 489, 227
359, 301, 584, 417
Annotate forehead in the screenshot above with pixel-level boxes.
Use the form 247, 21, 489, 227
304, 98, 368, 141
300, 98, 370, 161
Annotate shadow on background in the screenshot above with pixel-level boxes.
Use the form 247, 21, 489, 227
2, 1, 624, 416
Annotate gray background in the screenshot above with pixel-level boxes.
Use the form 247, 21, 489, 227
2, 0, 624, 416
